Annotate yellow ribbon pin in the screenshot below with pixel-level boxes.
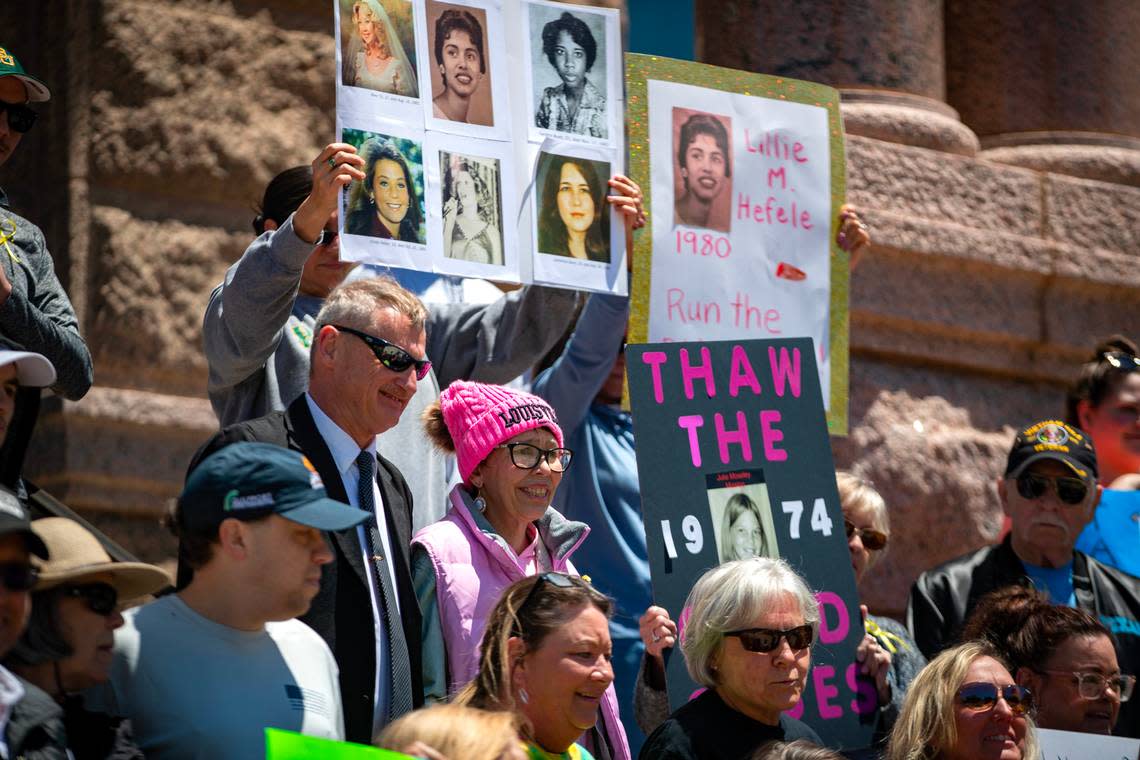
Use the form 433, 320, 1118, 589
0, 217, 19, 265
863, 618, 907, 655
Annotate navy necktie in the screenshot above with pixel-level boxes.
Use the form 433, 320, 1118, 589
355, 450, 413, 725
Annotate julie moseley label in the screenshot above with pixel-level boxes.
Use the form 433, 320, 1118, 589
627, 338, 876, 751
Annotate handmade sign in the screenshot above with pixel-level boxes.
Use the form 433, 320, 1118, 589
627, 337, 873, 749
1036, 728, 1140, 760
334, 0, 627, 294
626, 54, 849, 432
265, 728, 410, 759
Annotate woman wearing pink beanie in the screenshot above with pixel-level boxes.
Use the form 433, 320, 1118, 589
412, 379, 630, 760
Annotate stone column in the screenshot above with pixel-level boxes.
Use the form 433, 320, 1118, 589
694, 0, 979, 155
946, 0, 1140, 186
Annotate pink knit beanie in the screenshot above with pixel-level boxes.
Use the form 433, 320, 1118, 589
439, 380, 564, 484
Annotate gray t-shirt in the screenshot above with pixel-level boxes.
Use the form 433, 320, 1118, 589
90, 595, 343, 759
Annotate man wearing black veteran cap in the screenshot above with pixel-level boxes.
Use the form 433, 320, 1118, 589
909, 419, 1140, 737
90, 443, 369, 759
0, 486, 48, 757
0, 46, 92, 401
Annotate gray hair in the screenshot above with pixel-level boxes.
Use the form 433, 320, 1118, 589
835, 471, 889, 566
311, 277, 428, 365
681, 557, 820, 687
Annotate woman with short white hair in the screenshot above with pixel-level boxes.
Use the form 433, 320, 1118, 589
640, 558, 824, 758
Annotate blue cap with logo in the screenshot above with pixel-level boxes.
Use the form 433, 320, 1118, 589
180, 443, 369, 533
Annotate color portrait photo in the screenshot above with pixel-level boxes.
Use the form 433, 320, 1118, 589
527, 3, 609, 140
706, 473, 780, 564
339, 0, 419, 98
672, 107, 733, 233
534, 151, 612, 264
439, 151, 504, 266
425, 1, 494, 127
342, 128, 426, 246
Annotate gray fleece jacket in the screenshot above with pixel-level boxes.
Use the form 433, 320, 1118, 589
202, 214, 578, 529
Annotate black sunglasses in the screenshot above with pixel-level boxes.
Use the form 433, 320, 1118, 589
1016, 472, 1089, 505
0, 102, 37, 134
0, 562, 38, 592
844, 520, 888, 551
316, 228, 338, 246
957, 683, 1034, 716
62, 582, 119, 616
1103, 352, 1140, 372
725, 624, 814, 653
516, 572, 575, 631
331, 324, 431, 380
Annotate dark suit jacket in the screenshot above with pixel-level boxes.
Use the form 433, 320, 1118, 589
188, 395, 424, 744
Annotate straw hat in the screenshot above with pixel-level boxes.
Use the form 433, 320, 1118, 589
30, 518, 171, 603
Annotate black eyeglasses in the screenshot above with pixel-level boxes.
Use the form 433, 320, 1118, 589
0, 102, 37, 134
316, 228, 338, 246
725, 624, 814, 653
0, 562, 38, 592
957, 683, 1035, 716
331, 324, 431, 380
62, 582, 119, 616
1103, 352, 1140, 372
494, 442, 573, 473
1015, 472, 1090, 505
844, 520, 888, 551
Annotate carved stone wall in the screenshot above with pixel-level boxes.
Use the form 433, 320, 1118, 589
3, 2, 1139, 613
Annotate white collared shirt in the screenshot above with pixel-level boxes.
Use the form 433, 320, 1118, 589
305, 394, 399, 736
0, 664, 26, 760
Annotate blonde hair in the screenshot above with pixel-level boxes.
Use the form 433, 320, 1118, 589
885, 641, 1040, 760
835, 471, 889, 567
377, 704, 518, 760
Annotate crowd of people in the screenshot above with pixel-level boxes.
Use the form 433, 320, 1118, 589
1, 41, 1139, 760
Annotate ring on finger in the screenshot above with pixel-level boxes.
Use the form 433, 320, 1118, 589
327, 156, 337, 169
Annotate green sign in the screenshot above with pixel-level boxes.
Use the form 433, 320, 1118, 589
265, 729, 412, 759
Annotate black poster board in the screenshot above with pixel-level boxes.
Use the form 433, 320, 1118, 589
627, 337, 875, 750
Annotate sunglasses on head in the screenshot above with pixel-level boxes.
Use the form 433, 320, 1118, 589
1103, 352, 1140, 372
957, 683, 1034, 716
0, 102, 37, 134
1015, 472, 1089, 505
331, 324, 432, 380
0, 562, 38, 592
844, 520, 888, 551
725, 624, 814, 653
62, 582, 119, 616
514, 572, 576, 633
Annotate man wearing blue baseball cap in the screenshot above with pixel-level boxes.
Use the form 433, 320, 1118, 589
0, 45, 91, 400
88, 442, 370, 758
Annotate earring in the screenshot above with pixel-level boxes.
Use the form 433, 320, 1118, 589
474, 496, 487, 513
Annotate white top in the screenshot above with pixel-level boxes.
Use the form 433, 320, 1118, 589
0, 664, 25, 760
305, 392, 398, 738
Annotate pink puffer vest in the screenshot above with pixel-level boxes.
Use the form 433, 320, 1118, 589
412, 487, 631, 760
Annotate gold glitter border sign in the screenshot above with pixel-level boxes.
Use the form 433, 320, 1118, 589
625, 53, 849, 435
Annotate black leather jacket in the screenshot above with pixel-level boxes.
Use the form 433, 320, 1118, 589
907, 535, 1140, 738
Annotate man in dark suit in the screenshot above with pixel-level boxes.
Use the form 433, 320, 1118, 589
189, 276, 429, 744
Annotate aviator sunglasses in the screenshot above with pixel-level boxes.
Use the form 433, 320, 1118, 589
62, 582, 119, 616
844, 520, 888, 551
1015, 472, 1089, 505
725, 624, 814, 653
0, 562, 38, 592
957, 683, 1035, 716
331, 324, 432, 380
0, 102, 37, 134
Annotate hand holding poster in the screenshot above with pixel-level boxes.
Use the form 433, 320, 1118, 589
626, 54, 849, 431
627, 337, 874, 750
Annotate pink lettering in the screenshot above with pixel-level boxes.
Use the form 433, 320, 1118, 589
768, 346, 802, 398
793, 142, 807, 163
815, 591, 850, 644
665, 288, 722, 326
728, 344, 762, 397
812, 665, 842, 719
759, 410, 788, 462
677, 415, 705, 467
680, 347, 716, 400
714, 412, 753, 464
846, 663, 879, 715
729, 293, 783, 334
767, 166, 786, 190
641, 351, 668, 404
787, 698, 805, 720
